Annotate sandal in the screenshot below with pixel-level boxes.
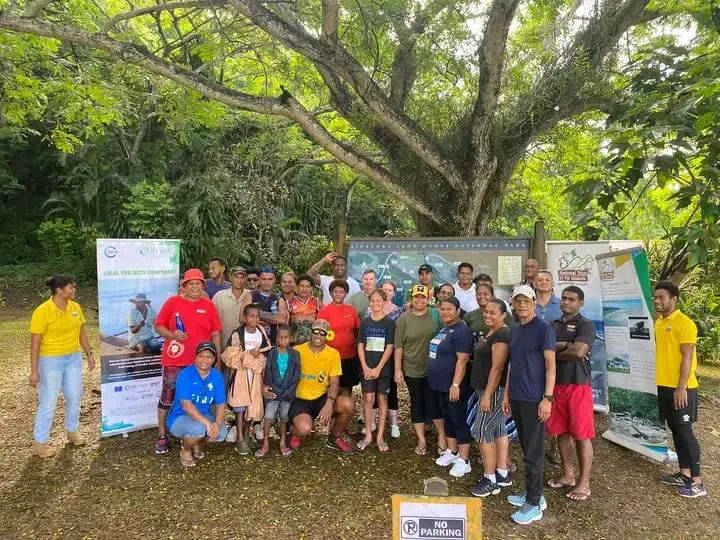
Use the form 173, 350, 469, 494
377, 441, 389, 453
567, 490, 591, 501
180, 454, 196, 468
356, 439, 372, 451
192, 448, 205, 460
548, 478, 576, 489
414, 445, 427, 456
254, 447, 269, 459
281, 446, 293, 457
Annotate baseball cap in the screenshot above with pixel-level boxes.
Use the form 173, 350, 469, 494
312, 319, 331, 333
180, 268, 205, 287
195, 341, 217, 356
512, 284, 536, 300
411, 284, 429, 297
230, 266, 247, 276
418, 264, 434, 273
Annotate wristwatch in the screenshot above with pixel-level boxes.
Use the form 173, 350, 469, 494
543, 394, 554, 402
451, 383, 460, 389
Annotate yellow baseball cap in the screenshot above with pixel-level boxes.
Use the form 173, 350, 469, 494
411, 284, 429, 297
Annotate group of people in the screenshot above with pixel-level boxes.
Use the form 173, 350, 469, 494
28, 253, 706, 528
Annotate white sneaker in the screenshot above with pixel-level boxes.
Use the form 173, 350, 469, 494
449, 459, 472, 478
226, 425, 237, 443
254, 423, 264, 440
435, 449, 459, 467
391, 424, 401, 439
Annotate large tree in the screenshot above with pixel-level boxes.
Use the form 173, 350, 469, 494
0, 0, 670, 234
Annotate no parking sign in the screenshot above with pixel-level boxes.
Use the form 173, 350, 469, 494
392, 495, 482, 540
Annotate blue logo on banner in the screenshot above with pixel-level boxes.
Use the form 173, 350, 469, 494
114, 386, 123, 392
104, 245, 118, 258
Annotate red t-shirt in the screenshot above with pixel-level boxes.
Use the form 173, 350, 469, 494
155, 295, 222, 367
318, 303, 360, 359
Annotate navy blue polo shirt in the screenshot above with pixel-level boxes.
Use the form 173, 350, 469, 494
508, 316, 556, 402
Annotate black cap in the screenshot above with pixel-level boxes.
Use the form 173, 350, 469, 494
418, 264, 434, 274
195, 341, 217, 356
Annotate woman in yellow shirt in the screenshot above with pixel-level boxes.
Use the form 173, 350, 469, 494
29, 274, 95, 458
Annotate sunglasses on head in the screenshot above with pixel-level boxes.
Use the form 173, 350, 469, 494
311, 328, 328, 336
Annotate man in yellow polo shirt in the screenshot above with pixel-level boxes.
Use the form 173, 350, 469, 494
288, 319, 355, 454
653, 281, 705, 498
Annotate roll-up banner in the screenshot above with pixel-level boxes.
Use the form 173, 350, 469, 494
97, 239, 181, 437
596, 246, 674, 463
546, 241, 642, 413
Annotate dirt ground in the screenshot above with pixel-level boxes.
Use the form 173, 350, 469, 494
0, 301, 718, 539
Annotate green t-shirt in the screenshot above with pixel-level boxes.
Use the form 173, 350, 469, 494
463, 309, 514, 337
347, 291, 370, 317
394, 309, 439, 378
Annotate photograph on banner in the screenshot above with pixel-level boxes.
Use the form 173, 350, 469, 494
546, 240, 642, 412
97, 239, 181, 437
596, 247, 672, 462
348, 238, 530, 306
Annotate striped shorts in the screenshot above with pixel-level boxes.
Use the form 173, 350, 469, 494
470, 387, 510, 443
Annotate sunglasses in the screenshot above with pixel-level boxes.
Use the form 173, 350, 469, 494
311, 328, 328, 336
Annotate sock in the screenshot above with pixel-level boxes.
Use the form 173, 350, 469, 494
389, 409, 398, 425
485, 473, 497, 483
496, 468, 508, 477
451, 450, 458, 456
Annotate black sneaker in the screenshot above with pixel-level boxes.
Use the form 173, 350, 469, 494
154, 435, 169, 454
470, 476, 500, 498
496, 469, 513, 487
659, 472, 690, 486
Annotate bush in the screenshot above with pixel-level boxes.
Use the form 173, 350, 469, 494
122, 181, 175, 238
35, 218, 100, 282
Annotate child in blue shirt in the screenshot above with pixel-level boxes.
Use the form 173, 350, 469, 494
256, 325, 300, 458
167, 341, 227, 467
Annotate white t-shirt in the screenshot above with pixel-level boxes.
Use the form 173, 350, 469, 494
319, 274, 361, 305
453, 282, 479, 312
244, 328, 263, 385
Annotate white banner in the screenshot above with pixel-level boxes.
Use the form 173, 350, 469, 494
97, 239, 181, 437
546, 241, 642, 412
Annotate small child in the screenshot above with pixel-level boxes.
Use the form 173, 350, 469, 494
256, 325, 301, 457
222, 303, 271, 456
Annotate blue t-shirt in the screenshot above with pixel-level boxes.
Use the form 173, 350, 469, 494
277, 351, 289, 380
427, 322, 473, 392
508, 317, 556, 402
536, 296, 562, 322
167, 365, 226, 427
205, 279, 231, 299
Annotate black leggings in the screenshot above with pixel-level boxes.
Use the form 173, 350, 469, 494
669, 422, 701, 477
436, 387, 472, 445
373, 379, 398, 410
405, 376, 441, 424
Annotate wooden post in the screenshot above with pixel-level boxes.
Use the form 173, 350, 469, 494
533, 220, 546, 267
335, 221, 346, 256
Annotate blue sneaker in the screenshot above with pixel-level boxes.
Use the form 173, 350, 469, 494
507, 493, 547, 511
677, 482, 707, 498
511, 502, 543, 525
496, 469, 512, 487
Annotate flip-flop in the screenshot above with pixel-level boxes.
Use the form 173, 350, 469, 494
254, 447, 269, 459
377, 441, 389, 453
414, 445, 427, 456
180, 455, 196, 468
548, 479, 576, 489
192, 448, 205, 460
281, 446, 293, 457
567, 490, 591, 501
356, 439, 373, 451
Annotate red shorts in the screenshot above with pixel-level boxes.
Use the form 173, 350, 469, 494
545, 383, 595, 440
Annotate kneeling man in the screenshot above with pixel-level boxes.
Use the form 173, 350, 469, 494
289, 319, 355, 454
166, 342, 228, 467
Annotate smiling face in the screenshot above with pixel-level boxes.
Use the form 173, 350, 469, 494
483, 301, 504, 330
411, 294, 428, 311
653, 288, 677, 316
231, 272, 246, 290
245, 273, 259, 290
524, 259, 539, 280
281, 273, 297, 295
457, 266, 473, 287
195, 349, 215, 372
259, 271, 275, 292
475, 284, 493, 308
369, 291, 384, 313
512, 294, 536, 320
534, 271, 553, 293
184, 279, 204, 300
331, 257, 347, 278
310, 327, 328, 347
381, 282, 395, 301
439, 300, 460, 325
331, 285, 347, 304
362, 271, 377, 292
438, 285, 454, 301
55, 282, 77, 300
297, 278, 313, 299
208, 260, 224, 280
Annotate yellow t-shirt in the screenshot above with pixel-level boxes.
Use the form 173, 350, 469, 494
30, 298, 86, 356
654, 309, 698, 389
293, 342, 342, 400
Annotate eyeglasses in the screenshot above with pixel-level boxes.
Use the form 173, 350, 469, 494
311, 328, 328, 336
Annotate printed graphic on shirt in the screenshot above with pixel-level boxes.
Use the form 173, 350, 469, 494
191, 380, 217, 405
429, 329, 448, 360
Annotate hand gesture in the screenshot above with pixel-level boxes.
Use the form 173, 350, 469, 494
207, 422, 220, 441
325, 252, 339, 263
262, 385, 277, 399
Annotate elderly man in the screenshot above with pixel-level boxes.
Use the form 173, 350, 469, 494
127, 293, 162, 354
534, 270, 562, 322
289, 319, 355, 454
153, 268, 223, 455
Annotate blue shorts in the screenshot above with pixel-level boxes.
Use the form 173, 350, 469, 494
264, 400, 292, 423
168, 414, 228, 440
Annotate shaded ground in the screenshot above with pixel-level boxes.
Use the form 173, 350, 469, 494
0, 302, 718, 539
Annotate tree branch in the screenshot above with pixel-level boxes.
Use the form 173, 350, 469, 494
227, 0, 465, 190
101, 0, 225, 33
0, 15, 442, 226
320, 0, 338, 43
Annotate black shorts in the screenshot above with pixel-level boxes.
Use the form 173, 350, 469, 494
339, 357, 360, 389
657, 386, 698, 425
361, 372, 391, 395
289, 395, 328, 420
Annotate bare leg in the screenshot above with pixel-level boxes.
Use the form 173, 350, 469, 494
433, 418, 447, 451
279, 421, 289, 452
480, 441, 497, 475
157, 408, 168, 437
458, 442, 470, 461
259, 421, 271, 454
331, 396, 354, 437
413, 422, 427, 453
556, 433, 576, 484
361, 393, 374, 444
376, 394, 388, 446
495, 435, 510, 471
575, 439, 594, 494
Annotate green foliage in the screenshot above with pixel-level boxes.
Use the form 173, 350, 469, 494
121, 181, 175, 238
36, 218, 100, 280
608, 387, 659, 422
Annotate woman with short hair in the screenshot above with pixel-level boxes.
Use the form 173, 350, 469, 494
29, 273, 96, 458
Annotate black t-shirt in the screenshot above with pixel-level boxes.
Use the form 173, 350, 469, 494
471, 327, 511, 391
358, 315, 396, 373
551, 314, 596, 385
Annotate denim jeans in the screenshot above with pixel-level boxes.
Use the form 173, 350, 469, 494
168, 413, 228, 440
33, 352, 83, 443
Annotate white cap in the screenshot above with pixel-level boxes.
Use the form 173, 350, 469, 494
512, 284, 536, 300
